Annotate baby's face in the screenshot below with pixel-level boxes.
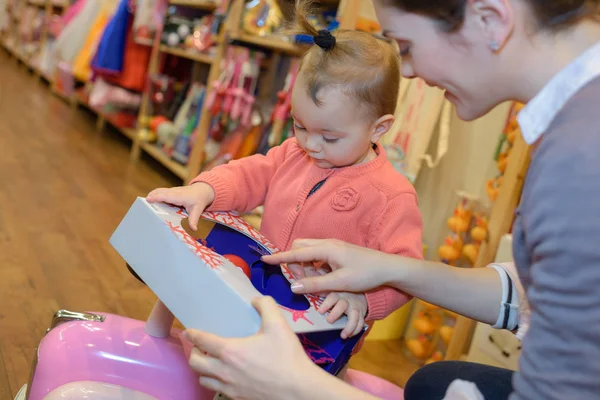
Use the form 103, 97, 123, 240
290, 74, 376, 169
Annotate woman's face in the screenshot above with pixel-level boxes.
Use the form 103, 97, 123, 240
373, 1, 512, 121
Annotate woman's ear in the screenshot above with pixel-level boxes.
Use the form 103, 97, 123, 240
370, 114, 395, 143
467, 0, 515, 52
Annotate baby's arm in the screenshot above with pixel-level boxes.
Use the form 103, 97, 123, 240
191, 138, 297, 213
364, 192, 423, 321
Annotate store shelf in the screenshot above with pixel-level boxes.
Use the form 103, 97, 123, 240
135, 37, 154, 47
140, 142, 189, 179
37, 66, 52, 82
24, 56, 37, 71
75, 89, 137, 140
1, 38, 15, 55
28, 0, 47, 8
51, 86, 75, 104
49, 0, 69, 8
120, 127, 137, 140
168, 0, 218, 11
159, 45, 214, 64
230, 32, 308, 56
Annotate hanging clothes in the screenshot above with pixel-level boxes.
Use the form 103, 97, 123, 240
71, 1, 119, 82
98, 16, 152, 92
382, 78, 452, 183
53, 0, 102, 67
48, 0, 87, 38
91, 0, 131, 76
132, 0, 159, 39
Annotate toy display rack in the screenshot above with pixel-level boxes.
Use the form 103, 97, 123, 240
129, 0, 362, 183
1, 0, 363, 184
0, 0, 70, 79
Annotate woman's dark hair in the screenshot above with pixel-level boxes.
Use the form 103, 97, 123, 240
387, 0, 600, 32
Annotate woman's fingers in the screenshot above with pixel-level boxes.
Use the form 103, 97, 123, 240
290, 238, 332, 249
184, 329, 228, 358
262, 241, 334, 265
287, 262, 307, 280
291, 270, 350, 294
252, 296, 288, 333
198, 376, 225, 393
188, 347, 224, 379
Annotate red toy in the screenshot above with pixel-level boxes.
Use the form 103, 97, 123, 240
223, 253, 251, 279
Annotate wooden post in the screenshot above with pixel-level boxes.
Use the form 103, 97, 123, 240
338, 0, 360, 30
445, 129, 531, 360
184, 4, 232, 184
130, 0, 167, 162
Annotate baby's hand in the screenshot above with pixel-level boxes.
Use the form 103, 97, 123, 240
318, 292, 367, 339
147, 183, 215, 230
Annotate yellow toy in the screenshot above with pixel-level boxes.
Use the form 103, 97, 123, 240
439, 325, 454, 346
461, 216, 488, 264
446, 203, 472, 232
471, 222, 488, 242
406, 336, 432, 359
424, 351, 444, 365
487, 102, 524, 203
438, 235, 463, 262
487, 175, 503, 202
461, 243, 478, 264
242, 0, 284, 37
497, 150, 509, 173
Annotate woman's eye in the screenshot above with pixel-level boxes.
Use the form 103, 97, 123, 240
395, 40, 411, 57
323, 136, 339, 144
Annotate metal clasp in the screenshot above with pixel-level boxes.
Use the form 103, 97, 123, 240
48, 310, 105, 332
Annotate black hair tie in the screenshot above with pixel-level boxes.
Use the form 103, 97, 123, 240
314, 29, 335, 51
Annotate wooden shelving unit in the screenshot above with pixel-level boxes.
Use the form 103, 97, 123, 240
28, 0, 47, 8
140, 142, 189, 179
159, 45, 215, 64
1, 0, 359, 183
229, 32, 308, 56
130, 0, 356, 183
445, 131, 530, 361
168, 0, 219, 11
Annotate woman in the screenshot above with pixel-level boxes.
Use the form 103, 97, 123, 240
183, 0, 600, 398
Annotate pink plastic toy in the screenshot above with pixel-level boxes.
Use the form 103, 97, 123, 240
14, 210, 404, 400
18, 309, 214, 400
16, 306, 403, 400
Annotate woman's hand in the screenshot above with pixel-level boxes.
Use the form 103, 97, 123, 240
262, 239, 396, 294
264, 239, 504, 326
146, 183, 215, 230
184, 296, 322, 400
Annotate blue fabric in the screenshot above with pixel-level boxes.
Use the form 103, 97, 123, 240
91, 0, 130, 73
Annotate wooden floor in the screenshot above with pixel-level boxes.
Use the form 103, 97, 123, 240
0, 49, 416, 399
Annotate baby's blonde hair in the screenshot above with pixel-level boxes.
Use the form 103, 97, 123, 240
293, 1, 400, 120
